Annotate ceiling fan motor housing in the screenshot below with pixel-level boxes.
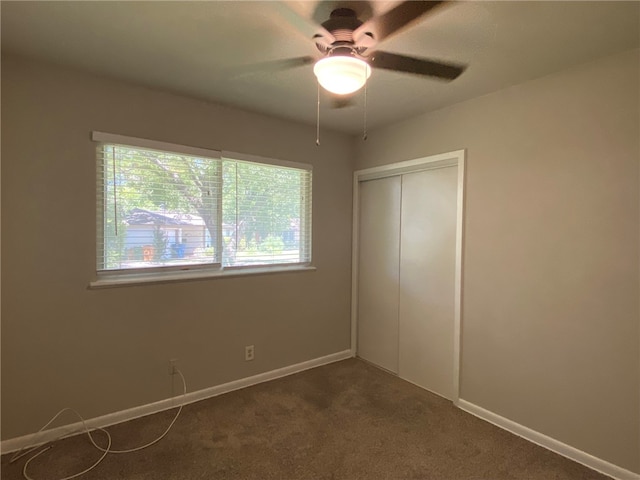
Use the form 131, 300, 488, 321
315, 8, 369, 55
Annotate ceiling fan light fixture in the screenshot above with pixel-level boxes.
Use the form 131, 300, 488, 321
313, 56, 371, 95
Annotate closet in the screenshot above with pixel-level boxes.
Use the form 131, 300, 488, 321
354, 152, 463, 400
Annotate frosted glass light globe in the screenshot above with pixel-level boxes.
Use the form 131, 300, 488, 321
313, 56, 372, 95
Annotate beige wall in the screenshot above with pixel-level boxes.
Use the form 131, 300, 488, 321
0, 55, 354, 440
355, 49, 640, 473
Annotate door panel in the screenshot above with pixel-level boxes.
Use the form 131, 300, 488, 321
357, 176, 401, 373
398, 166, 458, 398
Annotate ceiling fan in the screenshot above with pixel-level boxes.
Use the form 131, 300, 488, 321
259, 1, 467, 101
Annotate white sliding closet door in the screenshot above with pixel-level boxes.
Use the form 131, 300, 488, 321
357, 176, 401, 374
398, 166, 458, 399
355, 156, 461, 400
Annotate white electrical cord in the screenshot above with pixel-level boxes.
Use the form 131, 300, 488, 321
94, 368, 186, 455
10, 408, 112, 480
9, 369, 187, 480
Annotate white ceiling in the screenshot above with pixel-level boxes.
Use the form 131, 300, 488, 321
2, 1, 639, 134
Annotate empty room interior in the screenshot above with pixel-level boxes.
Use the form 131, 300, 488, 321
1, 1, 639, 479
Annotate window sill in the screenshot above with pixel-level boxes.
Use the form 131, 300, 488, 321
89, 264, 316, 289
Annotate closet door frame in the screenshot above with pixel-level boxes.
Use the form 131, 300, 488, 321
351, 149, 466, 404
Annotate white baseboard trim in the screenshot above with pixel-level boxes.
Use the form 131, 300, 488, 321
1, 349, 354, 454
456, 399, 640, 480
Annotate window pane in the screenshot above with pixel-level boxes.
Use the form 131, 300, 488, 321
222, 160, 311, 267
99, 145, 221, 271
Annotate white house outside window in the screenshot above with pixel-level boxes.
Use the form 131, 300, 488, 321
94, 132, 312, 282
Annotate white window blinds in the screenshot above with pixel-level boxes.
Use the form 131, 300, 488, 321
97, 143, 222, 272
222, 159, 312, 267
95, 133, 312, 275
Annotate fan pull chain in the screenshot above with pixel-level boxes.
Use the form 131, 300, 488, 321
363, 79, 368, 141
316, 82, 320, 146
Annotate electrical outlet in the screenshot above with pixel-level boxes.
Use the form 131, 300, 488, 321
169, 358, 179, 375
245, 345, 255, 361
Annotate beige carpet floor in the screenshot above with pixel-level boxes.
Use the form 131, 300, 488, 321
1, 358, 610, 479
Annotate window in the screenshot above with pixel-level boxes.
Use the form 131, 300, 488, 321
94, 132, 312, 282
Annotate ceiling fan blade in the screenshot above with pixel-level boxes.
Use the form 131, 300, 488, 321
353, 1, 446, 45
272, 2, 335, 48
369, 51, 466, 81
232, 56, 316, 78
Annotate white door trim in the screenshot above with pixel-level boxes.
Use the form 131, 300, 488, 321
351, 149, 466, 403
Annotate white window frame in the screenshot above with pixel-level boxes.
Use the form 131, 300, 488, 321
90, 132, 315, 288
